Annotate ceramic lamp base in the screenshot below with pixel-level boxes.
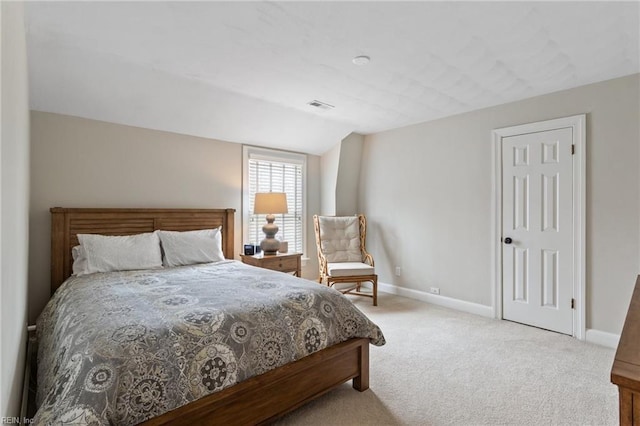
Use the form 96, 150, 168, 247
260, 238, 280, 255
260, 214, 280, 255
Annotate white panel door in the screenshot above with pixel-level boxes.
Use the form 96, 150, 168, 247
502, 127, 573, 334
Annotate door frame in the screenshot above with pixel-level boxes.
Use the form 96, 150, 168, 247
491, 114, 586, 340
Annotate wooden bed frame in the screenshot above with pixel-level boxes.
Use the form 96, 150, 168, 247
49, 207, 371, 424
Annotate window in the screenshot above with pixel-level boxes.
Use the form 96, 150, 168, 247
242, 146, 306, 255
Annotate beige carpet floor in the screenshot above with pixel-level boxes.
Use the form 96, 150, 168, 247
274, 293, 618, 426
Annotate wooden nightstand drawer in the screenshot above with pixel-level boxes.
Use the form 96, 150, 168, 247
240, 252, 302, 276
259, 256, 298, 272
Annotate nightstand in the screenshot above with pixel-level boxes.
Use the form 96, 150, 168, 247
240, 252, 302, 277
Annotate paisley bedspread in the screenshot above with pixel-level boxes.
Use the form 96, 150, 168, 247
34, 260, 385, 425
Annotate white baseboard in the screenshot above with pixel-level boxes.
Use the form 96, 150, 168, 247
378, 282, 493, 318
378, 282, 620, 348
585, 329, 620, 349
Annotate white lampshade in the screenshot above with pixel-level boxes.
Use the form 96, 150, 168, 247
253, 192, 288, 215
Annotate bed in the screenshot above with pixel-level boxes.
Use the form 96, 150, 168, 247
36, 208, 385, 425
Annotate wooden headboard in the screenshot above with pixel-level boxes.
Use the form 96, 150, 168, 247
50, 208, 235, 294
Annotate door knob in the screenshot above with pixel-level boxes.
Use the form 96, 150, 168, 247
504, 237, 513, 244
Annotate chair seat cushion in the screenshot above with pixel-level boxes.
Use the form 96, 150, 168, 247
327, 262, 375, 277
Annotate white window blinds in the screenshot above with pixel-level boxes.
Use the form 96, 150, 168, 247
245, 148, 305, 254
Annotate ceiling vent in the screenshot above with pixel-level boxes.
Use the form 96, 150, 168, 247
307, 100, 335, 110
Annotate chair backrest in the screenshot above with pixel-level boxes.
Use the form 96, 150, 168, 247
313, 214, 368, 263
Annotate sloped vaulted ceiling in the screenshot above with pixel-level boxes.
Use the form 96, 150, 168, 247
26, 1, 639, 155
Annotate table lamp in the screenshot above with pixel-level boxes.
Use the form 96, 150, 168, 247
253, 192, 288, 255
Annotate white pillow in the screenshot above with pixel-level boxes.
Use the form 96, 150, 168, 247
77, 232, 163, 275
157, 227, 225, 267
71, 245, 89, 276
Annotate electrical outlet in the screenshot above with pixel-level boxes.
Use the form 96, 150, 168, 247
430, 287, 440, 295
395, 267, 401, 276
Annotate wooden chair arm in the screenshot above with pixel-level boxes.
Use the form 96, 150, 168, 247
363, 252, 374, 267
317, 250, 329, 276
313, 214, 329, 279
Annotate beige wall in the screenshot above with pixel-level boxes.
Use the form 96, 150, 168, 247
305, 153, 321, 277
1, 1, 30, 417
320, 132, 365, 217
320, 141, 340, 216
360, 73, 640, 335
29, 112, 321, 322
336, 133, 364, 216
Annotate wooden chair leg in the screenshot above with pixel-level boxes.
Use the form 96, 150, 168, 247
373, 276, 378, 306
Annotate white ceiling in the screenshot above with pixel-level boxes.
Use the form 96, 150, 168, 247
25, 1, 640, 155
